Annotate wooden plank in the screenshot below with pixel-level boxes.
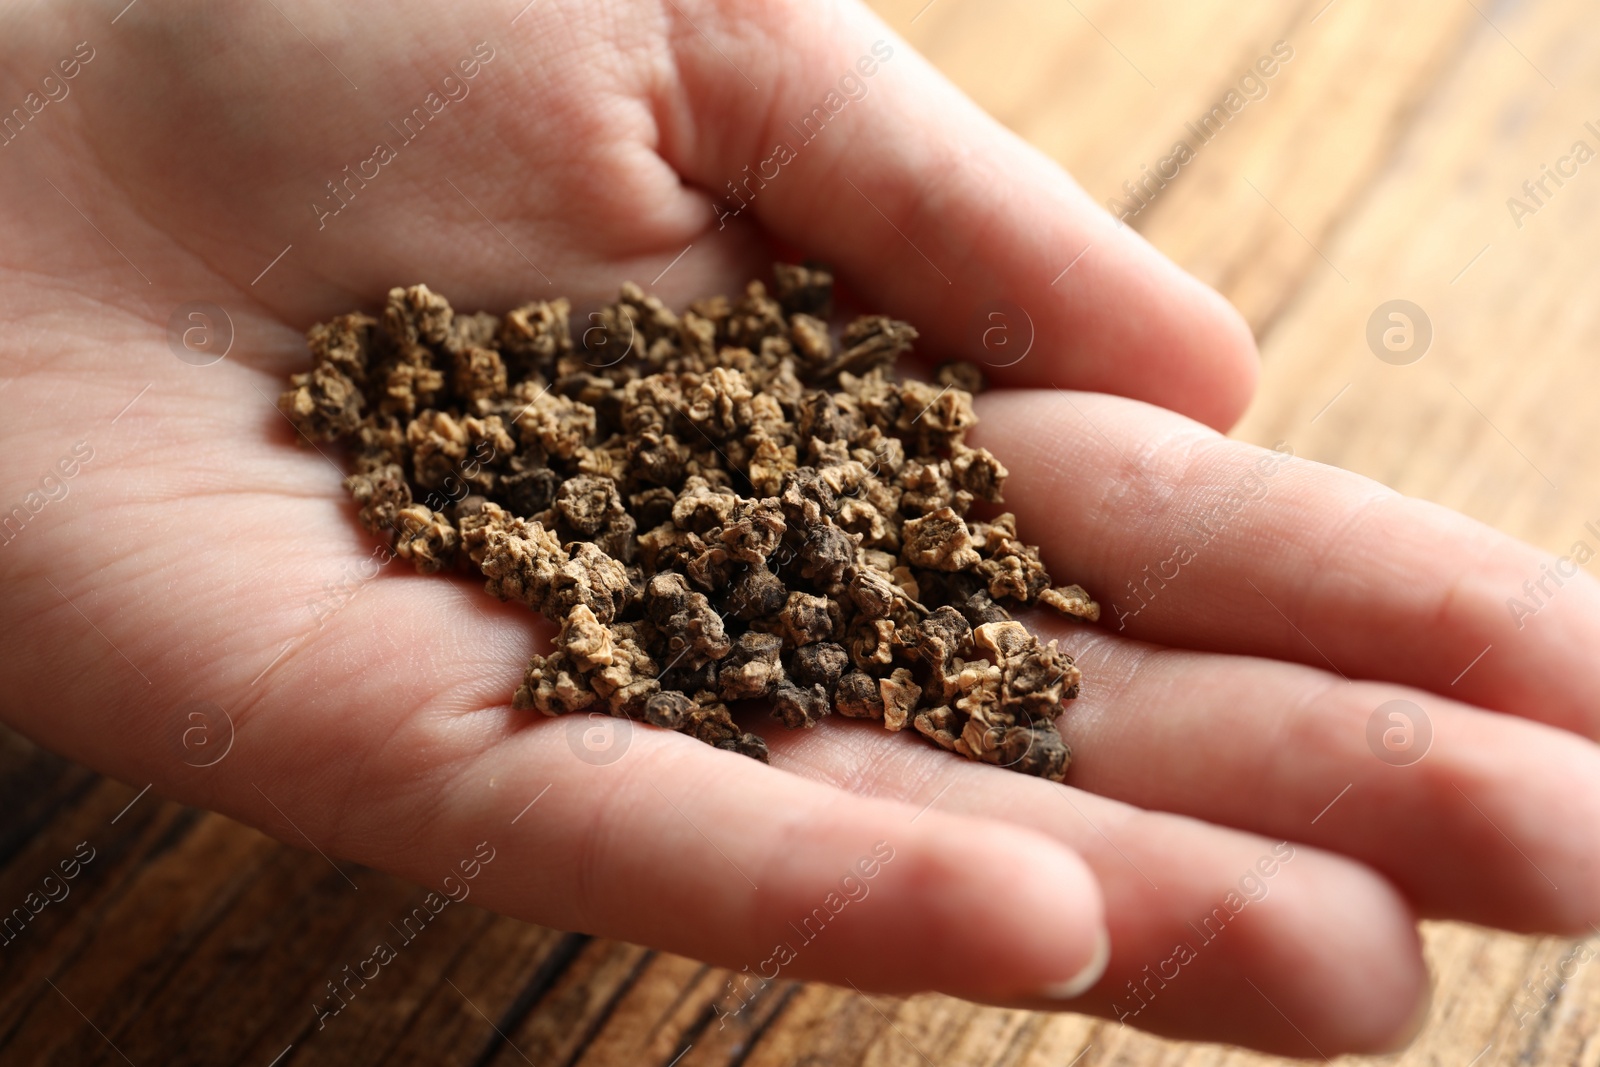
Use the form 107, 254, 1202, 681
872, 1, 1600, 1067
1229, 0, 1600, 548
1133, 0, 1483, 332
565, 953, 712, 1066
737, 987, 893, 1066
374, 924, 586, 1067
876, 0, 1484, 333
877, 0, 1299, 210
4, 1, 1600, 1064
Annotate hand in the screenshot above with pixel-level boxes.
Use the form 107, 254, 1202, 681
2, 0, 1596, 1057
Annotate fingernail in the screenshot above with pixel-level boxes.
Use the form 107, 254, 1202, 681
1036, 925, 1110, 1000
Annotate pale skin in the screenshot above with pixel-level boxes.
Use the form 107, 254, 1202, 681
2, 0, 1598, 1056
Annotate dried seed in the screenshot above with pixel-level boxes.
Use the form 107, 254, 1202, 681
279, 266, 1100, 780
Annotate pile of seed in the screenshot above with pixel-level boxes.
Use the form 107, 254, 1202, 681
277, 264, 1099, 780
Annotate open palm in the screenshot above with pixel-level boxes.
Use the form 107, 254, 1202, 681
3, 0, 1597, 1057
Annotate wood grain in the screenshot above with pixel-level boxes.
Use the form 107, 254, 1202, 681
4, 0, 1599, 1063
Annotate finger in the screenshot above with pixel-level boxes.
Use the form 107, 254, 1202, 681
224, 712, 1116, 1008
661, 0, 1258, 430
969, 389, 1600, 740
1033, 620, 1600, 937
759, 719, 1429, 1056
396, 725, 1109, 1008
2, 498, 1111, 1010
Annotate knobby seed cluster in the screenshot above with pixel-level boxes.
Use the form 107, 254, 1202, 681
277, 264, 1099, 779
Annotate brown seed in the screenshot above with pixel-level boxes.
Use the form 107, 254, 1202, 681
279, 266, 1098, 780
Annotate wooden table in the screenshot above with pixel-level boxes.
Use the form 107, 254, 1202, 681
4, 0, 1598, 1062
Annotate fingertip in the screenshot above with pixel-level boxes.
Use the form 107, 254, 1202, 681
1246, 849, 1432, 1055
1034, 925, 1111, 1000
815, 814, 1108, 1005
1095, 224, 1261, 431
1184, 276, 1260, 431
934, 820, 1110, 1002
1372, 976, 1434, 1055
